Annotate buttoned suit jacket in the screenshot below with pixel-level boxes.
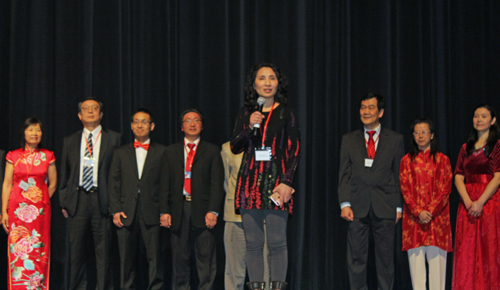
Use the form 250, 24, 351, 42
159, 140, 224, 231
59, 128, 122, 217
108, 142, 168, 226
338, 127, 405, 219
221, 142, 243, 223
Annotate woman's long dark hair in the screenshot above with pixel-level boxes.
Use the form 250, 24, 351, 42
409, 119, 438, 162
243, 63, 288, 110
466, 104, 500, 157
20, 117, 43, 149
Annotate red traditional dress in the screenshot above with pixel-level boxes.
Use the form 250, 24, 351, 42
399, 150, 453, 252
453, 141, 500, 290
6, 148, 55, 290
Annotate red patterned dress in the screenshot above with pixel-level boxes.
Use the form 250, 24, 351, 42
399, 150, 453, 252
6, 148, 55, 290
453, 141, 500, 290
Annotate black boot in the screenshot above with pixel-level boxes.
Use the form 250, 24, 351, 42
269, 281, 287, 290
246, 281, 266, 290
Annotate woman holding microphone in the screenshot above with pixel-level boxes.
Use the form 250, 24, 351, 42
231, 63, 300, 290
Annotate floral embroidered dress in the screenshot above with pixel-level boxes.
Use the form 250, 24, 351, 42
231, 105, 300, 214
399, 150, 453, 252
453, 141, 500, 290
6, 148, 55, 290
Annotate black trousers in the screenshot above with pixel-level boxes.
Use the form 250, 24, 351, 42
170, 201, 216, 290
67, 188, 113, 290
116, 195, 163, 290
347, 208, 395, 290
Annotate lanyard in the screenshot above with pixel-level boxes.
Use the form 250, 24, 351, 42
184, 140, 197, 172
84, 130, 102, 157
19, 147, 38, 178
259, 101, 276, 148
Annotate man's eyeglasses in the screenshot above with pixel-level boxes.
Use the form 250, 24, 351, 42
133, 120, 151, 125
183, 119, 201, 124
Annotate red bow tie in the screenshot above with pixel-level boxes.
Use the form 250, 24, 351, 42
134, 141, 149, 151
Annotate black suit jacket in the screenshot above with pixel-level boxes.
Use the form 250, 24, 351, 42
59, 128, 121, 217
159, 140, 224, 231
108, 142, 168, 226
338, 127, 405, 219
0, 149, 5, 210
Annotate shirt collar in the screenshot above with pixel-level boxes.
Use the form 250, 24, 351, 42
134, 139, 150, 145
184, 137, 200, 149
364, 123, 381, 136
83, 125, 102, 137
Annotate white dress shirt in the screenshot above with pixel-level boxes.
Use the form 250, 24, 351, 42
183, 137, 200, 196
135, 139, 150, 179
79, 125, 102, 187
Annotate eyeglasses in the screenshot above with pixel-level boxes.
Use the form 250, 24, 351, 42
81, 106, 100, 112
183, 119, 201, 124
413, 131, 431, 136
133, 120, 151, 125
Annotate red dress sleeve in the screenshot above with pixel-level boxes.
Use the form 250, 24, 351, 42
6, 150, 15, 164
489, 140, 500, 173
454, 143, 467, 175
399, 154, 423, 218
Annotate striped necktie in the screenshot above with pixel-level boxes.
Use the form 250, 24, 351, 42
82, 133, 93, 191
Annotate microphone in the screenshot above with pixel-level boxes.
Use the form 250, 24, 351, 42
254, 97, 266, 136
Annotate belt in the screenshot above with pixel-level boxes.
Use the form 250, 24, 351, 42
184, 195, 191, 202
80, 186, 98, 194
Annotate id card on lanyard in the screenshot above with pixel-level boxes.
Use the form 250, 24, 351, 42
83, 131, 101, 167
255, 102, 275, 162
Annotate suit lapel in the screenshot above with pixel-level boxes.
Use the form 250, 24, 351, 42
193, 140, 206, 165
357, 130, 369, 159
176, 142, 185, 169
98, 129, 110, 168
372, 127, 388, 167
74, 130, 83, 167
141, 142, 156, 179
127, 143, 140, 180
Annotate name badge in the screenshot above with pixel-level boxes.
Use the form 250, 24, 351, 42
364, 158, 374, 167
83, 157, 95, 167
19, 180, 29, 191
255, 147, 272, 161
185, 171, 191, 179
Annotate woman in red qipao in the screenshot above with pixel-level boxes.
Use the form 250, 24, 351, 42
399, 119, 452, 290
1, 118, 57, 290
453, 104, 500, 290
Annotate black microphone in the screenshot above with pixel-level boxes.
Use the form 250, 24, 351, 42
254, 97, 266, 136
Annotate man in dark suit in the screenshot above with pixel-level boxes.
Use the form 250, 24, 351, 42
338, 93, 405, 290
108, 108, 165, 290
160, 108, 224, 290
59, 97, 121, 290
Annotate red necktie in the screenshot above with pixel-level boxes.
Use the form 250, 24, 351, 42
367, 131, 376, 159
184, 143, 196, 195
134, 141, 149, 151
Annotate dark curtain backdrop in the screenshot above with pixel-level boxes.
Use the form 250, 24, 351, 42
1, 1, 500, 289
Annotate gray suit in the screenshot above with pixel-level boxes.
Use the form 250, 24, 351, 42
338, 127, 404, 290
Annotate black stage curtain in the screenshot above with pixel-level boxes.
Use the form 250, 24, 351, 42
1, 1, 500, 289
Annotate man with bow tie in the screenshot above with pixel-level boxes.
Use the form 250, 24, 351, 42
108, 108, 167, 290
160, 108, 224, 290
